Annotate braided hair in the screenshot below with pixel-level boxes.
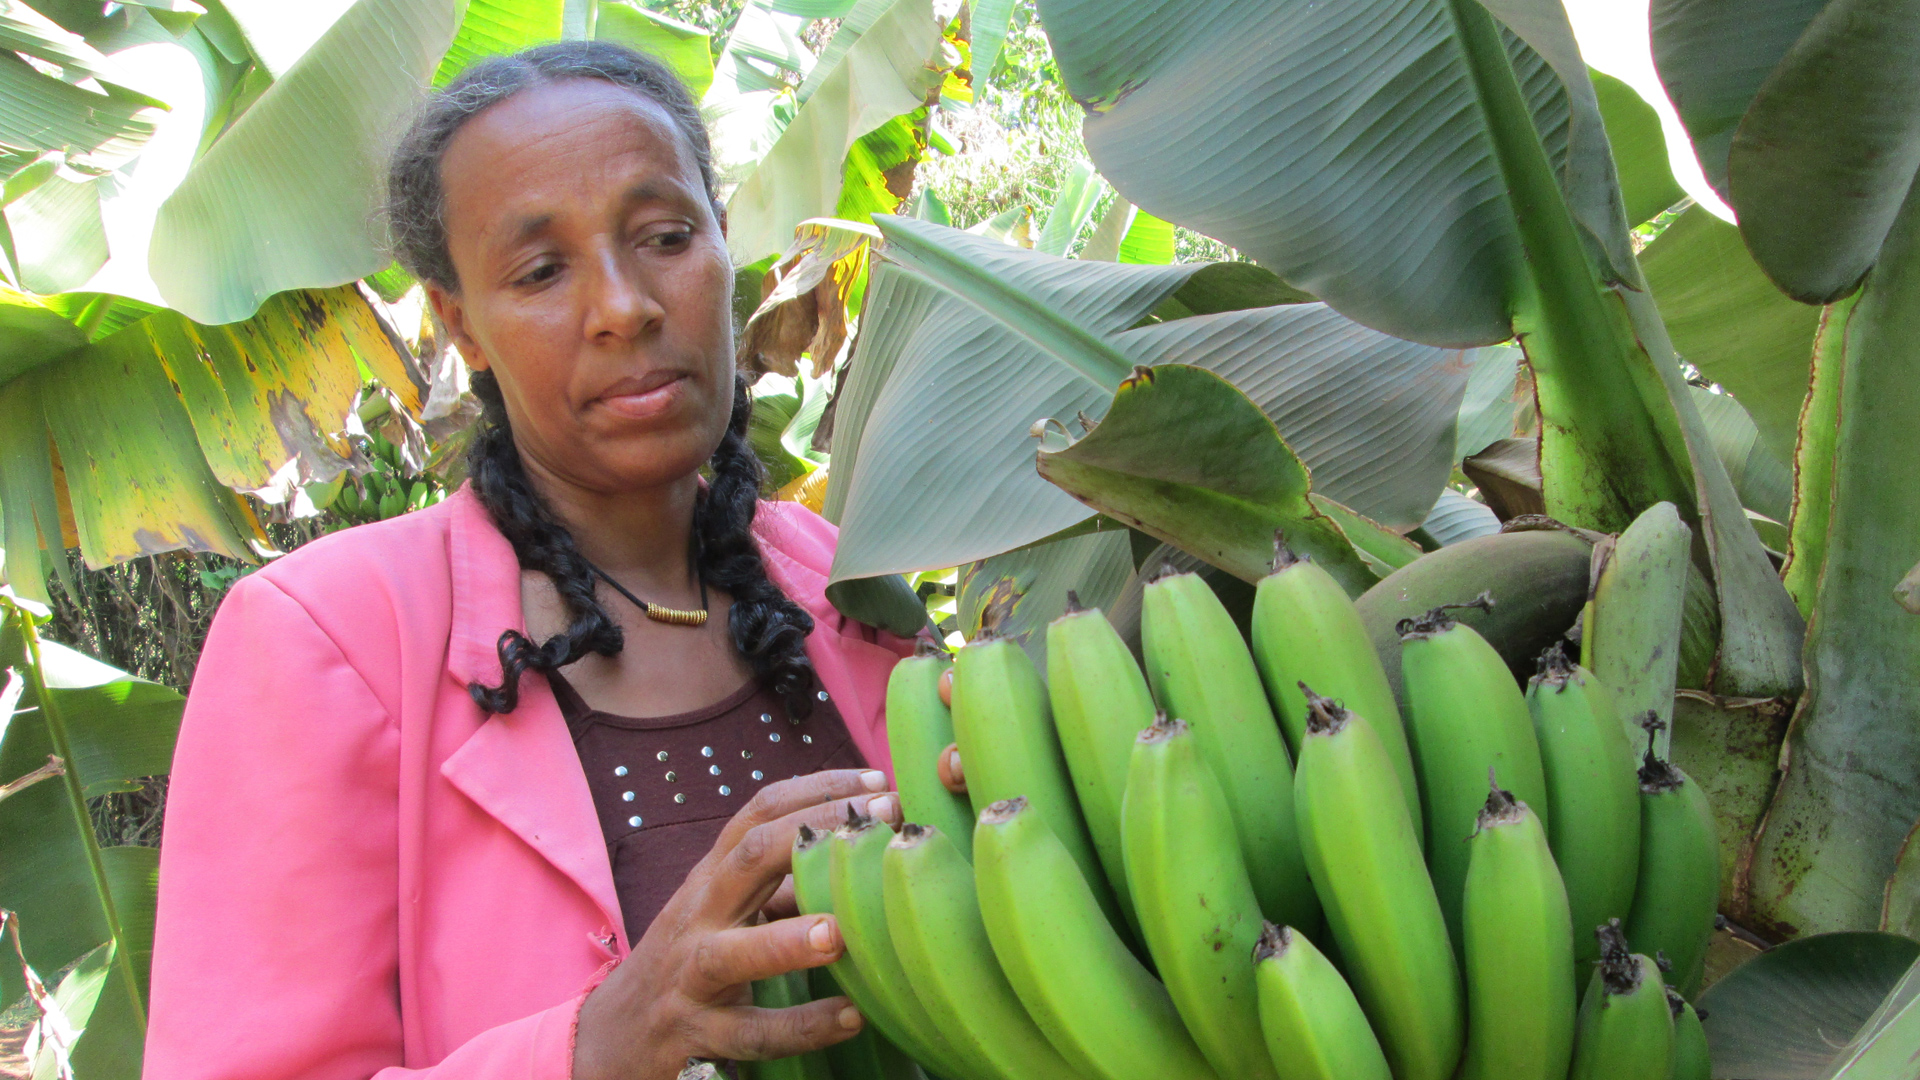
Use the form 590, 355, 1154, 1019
386, 41, 817, 718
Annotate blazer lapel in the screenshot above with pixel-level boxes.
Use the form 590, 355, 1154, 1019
438, 488, 625, 941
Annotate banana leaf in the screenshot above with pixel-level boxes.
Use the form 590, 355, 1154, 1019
1698, 931, 1920, 1080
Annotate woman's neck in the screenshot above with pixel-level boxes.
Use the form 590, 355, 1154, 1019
518, 454, 703, 594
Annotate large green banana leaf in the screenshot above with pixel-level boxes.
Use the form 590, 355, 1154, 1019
0, 284, 417, 603
1590, 69, 1684, 229
1036, 0, 1804, 697
1698, 931, 1920, 1080
0, 600, 183, 1079
149, 0, 461, 324
1748, 187, 1920, 936
1825, 955, 1920, 1079
822, 216, 1472, 585
724, 0, 951, 263
431, 0, 563, 88
593, 3, 713, 97
955, 525, 1135, 665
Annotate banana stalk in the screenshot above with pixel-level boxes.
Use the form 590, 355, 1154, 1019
1668, 990, 1710, 1080
1457, 781, 1576, 1080
1568, 922, 1674, 1080
972, 797, 1220, 1080
1122, 717, 1277, 1080
883, 823, 1084, 1080
1398, 596, 1551, 945
826, 815, 979, 1078
1624, 753, 1720, 997
743, 971, 835, 1080
1252, 923, 1392, 1080
950, 634, 1123, 931
1527, 643, 1641, 970
1047, 596, 1157, 941
1293, 690, 1463, 1080
1141, 570, 1317, 928
1581, 502, 1690, 756
1251, 537, 1422, 837
886, 643, 975, 859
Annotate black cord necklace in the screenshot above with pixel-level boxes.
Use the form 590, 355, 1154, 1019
589, 563, 709, 627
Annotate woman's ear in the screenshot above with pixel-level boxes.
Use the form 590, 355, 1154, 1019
425, 281, 488, 372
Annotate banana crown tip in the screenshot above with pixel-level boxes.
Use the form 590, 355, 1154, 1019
838, 802, 876, 836
1476, 771, 1527, 828
1594, 919, 1643, 997
1665, 986, 1687, 1018
1268, 531, 1304, 573
1299, 683, 1350, 735
980, 796, 1028, 825
1530, 640, 1577, 688
1395, 591, 1495, 639
893, 822, 933, 848
1638, 747, 1685, 794
1138, 712, 1186, 744
1252, 921, 1292, 962
1146, 560, 1191, 585
912, 637, 951, 660
1064, 589, 1085, 614
795, 823, 821, 850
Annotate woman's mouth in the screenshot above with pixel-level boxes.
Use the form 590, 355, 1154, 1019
596, 372, 689, 420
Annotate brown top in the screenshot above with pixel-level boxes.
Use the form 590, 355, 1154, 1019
551, 671, 865, 945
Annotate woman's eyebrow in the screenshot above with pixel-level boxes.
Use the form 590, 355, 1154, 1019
623, 179, 698, 211
504, 212, 555, 247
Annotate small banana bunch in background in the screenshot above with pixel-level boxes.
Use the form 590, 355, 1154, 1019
763, 502, 1718, 1080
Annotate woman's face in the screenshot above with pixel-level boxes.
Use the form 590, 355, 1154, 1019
430, 78, 735, 496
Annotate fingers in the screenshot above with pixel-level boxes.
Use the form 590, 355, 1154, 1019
687, 916, 843, 999
705, 791, 901, 925
711, 769, 888, 854
938, 667, 953, 707
938, 743, 966, 795
703, 996, 864, 1061
762, 875, 799, 921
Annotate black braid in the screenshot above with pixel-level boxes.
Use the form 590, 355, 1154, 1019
385, 41, 819, 716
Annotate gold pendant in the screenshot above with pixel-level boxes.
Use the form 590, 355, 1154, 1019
644, 602, 709, 627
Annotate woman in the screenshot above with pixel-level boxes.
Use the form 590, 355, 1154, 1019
146, 41, 933, 1080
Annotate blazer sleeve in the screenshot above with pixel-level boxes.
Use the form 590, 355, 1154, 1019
146, 575, 587, 1080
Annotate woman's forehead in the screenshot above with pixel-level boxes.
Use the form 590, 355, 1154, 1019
440, 79, 704, 234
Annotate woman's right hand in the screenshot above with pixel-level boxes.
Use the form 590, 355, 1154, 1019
571, 768, 900, 1080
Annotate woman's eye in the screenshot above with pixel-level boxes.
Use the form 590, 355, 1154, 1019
642, 228, 693, 250
513, 263, 561, 287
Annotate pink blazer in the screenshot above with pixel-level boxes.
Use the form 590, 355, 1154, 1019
145, 486, 913, 1079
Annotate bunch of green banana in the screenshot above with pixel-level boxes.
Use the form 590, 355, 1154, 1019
1581, 502, 1690, 756
828, 815, 983, 1080
972, 796, 1219, 1080
1526, 642, 1641, 970
949, 634, 1123, 932
1046, 595, 1157, 939
1251, 922, 1392, 1080
1121, 716, 1275, 1080
1141, 569, 1317, 929
1457, 780, 1575, 1080
1292, 688, 1462, 1080
882, 823, 1081, 1080
1624, 750, 1721, 996
885, 643, 974, 859
1397, 595, 1551, 945
1668, 990, 1711, 1080
745, 971, 834, 1080
1569, 921, 1674, 1080
1250, 536, 1422, 837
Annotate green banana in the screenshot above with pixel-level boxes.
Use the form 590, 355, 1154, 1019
1251, 922, 1392, 1080
1292, 689, 1463, 1080
1398, 596, 1551, 945
1355, 528, 1595, 702
1457, 781, 1576, 1080
972, 797, 1220, 1080
828, 815, 983, 1080
1668, 990, 1711, 1080
1121, 716, 1276, 1080
1624, 752, 1721, 997
1046, 595, 1157, 939
886, 642, 974, 859
1527, 643, 1641, 971
1140, 569, 1318, 929
794, 822, 941, 1072
743, 971, 834, 1080
949, 633, 1123, 932
1568, 921, 1674, 1080
807, 968, 925, 1080
1251, 537, 1422, 838
1581, 502, 1690, 756
883, 823, 1086, 1080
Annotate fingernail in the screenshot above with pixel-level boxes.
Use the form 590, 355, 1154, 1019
860, 769, 887, 791
866, 794, 898, 822
808, 917, 837, 952
838, 1005, 864, 1030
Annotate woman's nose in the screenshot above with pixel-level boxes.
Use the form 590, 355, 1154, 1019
583, 248, 665, 342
